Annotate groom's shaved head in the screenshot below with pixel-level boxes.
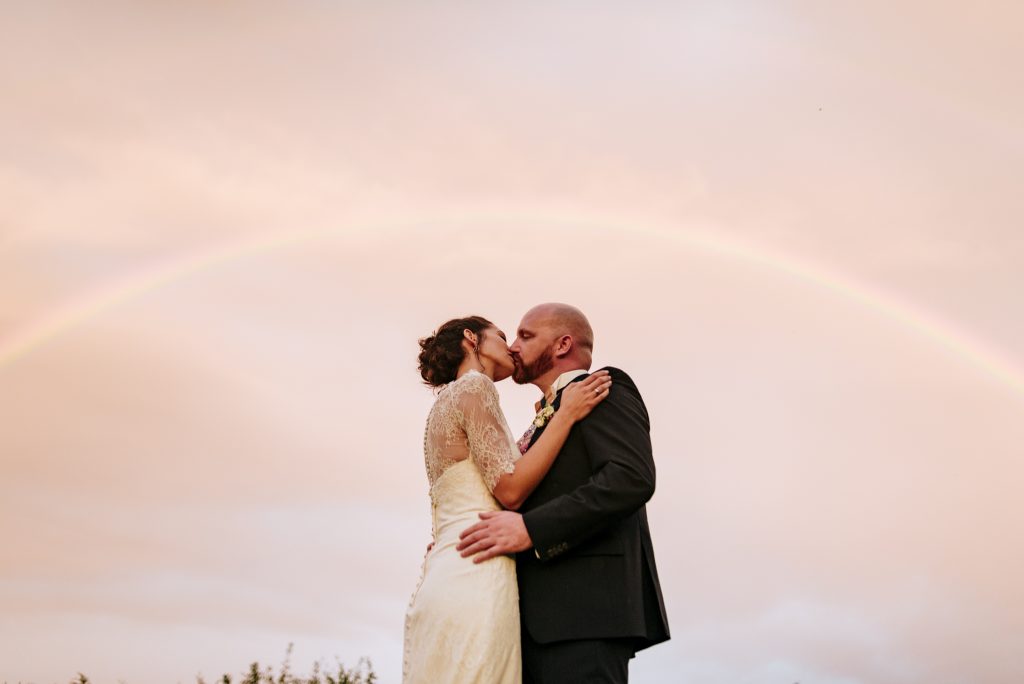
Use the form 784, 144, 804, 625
511, 303, 595, 385
526, 302, 594, 359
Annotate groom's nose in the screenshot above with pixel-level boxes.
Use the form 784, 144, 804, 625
509, 338, 521, 352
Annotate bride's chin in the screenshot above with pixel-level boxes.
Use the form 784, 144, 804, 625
492, 365, 514, 382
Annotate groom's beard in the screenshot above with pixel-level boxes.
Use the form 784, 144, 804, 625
512, 348, 554, 385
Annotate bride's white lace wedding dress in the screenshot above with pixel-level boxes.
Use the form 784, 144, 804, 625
403, 369, 523, 684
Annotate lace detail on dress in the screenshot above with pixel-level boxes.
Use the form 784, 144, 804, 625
423, 370, 519, 495
406, 372, 523, 683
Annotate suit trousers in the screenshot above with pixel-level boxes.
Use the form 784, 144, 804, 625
521, 628, 637, 684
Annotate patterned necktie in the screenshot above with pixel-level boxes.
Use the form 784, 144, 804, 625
516, 395, 548, 455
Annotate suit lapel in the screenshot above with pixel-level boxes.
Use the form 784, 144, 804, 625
526, 372, 591, 448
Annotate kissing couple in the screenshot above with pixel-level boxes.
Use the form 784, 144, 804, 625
403, 303, 670, 684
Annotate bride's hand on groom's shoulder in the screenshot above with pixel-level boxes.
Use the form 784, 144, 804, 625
558, 370, 612, 422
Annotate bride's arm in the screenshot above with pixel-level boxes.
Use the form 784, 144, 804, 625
460, 370, 611, 510
490, 371, 611, 510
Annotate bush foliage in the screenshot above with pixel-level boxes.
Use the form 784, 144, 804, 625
58, 643, 376, 684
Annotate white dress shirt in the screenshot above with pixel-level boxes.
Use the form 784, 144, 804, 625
541, 368, 590, 407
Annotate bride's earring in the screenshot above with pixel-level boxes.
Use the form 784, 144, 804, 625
473, 344, 486, 372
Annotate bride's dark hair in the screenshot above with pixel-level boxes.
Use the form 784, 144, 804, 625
418, 315, 494, 387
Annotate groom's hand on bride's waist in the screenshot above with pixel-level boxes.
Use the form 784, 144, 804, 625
456, 511, 532, 564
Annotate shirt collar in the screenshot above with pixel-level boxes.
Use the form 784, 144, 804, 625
544, 368, 589, 405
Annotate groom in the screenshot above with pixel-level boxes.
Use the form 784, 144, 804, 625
457, 303, 670, 683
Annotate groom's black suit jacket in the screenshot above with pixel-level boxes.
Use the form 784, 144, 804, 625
517, 367, 670, 649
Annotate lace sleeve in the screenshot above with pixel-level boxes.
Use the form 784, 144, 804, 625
456, 372, 519, 492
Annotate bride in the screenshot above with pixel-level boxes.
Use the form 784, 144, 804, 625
403, 315, 611, 684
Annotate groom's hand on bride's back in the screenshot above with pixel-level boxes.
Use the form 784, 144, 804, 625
456, 511, 532, 563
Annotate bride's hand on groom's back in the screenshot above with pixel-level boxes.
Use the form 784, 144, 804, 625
558, 371, 612, 422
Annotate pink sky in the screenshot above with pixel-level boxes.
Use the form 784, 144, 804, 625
2, 3, 1023, 682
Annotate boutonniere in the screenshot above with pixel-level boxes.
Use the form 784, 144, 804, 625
533, 404, 555, 428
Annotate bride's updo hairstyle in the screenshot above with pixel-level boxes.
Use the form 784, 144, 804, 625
418, 315, 493, 387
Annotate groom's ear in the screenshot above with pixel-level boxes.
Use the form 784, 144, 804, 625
553, 334, 574, 358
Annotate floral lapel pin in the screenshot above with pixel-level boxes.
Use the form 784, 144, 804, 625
533, 404, 555, 428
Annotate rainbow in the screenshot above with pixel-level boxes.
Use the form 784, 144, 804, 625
2, 214, 1022, 398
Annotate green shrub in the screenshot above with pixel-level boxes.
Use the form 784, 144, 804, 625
57, 643, 375, 684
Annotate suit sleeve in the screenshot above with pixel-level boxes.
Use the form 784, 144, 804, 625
521, 369, 655, 562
